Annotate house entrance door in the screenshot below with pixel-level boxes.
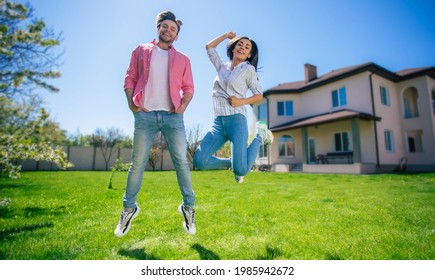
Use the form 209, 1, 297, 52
308, 138, 316, 163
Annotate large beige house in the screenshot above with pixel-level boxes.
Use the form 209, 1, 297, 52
254, 62, 435, 174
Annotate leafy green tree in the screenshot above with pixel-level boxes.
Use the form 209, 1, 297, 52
0, 0, 62, 97
0, 1, 69, 178
64, 129, 93, 147
0, 96, 72, 178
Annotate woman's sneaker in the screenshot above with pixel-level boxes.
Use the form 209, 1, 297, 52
178, 204, 196, 235
234, 174, 245, 183
114, 206, 140, 237
256, 121, 274, 145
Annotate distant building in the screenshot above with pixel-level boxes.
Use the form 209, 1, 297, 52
254, 62, 435, 173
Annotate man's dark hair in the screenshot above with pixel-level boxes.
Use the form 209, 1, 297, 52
156, 11, 182, 34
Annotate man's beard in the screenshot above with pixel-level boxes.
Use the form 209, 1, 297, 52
158, 33, 174, 45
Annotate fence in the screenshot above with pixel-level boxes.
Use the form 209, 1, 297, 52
21, 146, 181, 171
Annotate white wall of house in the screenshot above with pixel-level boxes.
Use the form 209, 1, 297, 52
371, 75, 406, 165
333, 73, 372, 113
267, 94, 300, 129
398, 76, 435, 165
358, 120, 377, 164
270, 130, 303, 165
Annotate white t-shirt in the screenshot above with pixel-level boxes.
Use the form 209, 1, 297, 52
143, 45, 172, 111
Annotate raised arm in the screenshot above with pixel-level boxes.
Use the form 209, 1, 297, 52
206, 32, 236, 50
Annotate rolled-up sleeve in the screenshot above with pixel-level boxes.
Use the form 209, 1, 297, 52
123, 47, 139, 90
181, 58, 194, 95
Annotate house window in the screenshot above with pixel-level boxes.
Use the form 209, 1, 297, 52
406, 130, 423, 153
432, 89, 435, 115
380, 85, 390, 106
258, 103, 267, 120
278, 135, 295, 157
258, 144, 268, 158
332, 87, 347, 108
384, 130, 394, 152
403, 87, 419, 118
277, 100, 294, 117
334, 131, 350, 152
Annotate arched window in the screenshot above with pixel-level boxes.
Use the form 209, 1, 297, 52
403, 87, 419, 118
278, 135, 295, 157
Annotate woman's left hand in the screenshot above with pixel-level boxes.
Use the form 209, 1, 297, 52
228, 96, 244, 107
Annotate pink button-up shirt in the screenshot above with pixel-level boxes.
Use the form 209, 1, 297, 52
123, 40, 194, 110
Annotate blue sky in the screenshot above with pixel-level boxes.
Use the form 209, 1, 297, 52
29, 0, 435, 137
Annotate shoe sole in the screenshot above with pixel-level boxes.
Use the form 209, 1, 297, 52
178, 205, 196, 235
114, 207, 140, 237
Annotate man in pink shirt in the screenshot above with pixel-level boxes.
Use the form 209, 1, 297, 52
115, 11, 196, 237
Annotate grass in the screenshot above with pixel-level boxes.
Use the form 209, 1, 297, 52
0, 170, 434, 260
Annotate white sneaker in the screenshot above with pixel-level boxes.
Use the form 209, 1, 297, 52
114, 206, 140, 237
235, 174, 245, 183
178, 204, 196, 235
256, 121, 273, 145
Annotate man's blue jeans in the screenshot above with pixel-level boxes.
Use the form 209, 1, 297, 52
193, 114, 261, 176
123, 111, 195, 209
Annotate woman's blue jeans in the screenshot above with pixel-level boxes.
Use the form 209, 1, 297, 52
123, 111, 195, 209
193, 114, 261, 176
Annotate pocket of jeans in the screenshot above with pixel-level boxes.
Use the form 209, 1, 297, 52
174, 112, 184, 119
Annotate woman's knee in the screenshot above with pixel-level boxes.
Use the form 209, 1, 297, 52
193, 151, 205, 169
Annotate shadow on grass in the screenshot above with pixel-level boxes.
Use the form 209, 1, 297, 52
325, 253, 344, 260
0, 222, 54, 241
118, 248, 160, 260
0, 205, 68, 219
118, 244, 220, 260
256, 245, 284, 260
191, 243, 220, 260
0, 181, 27, 190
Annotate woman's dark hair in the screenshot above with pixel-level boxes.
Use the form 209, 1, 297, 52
156, 10, 182, 34
226, 36, 259, 71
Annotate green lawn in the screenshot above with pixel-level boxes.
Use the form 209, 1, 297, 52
0, 171, 434, 260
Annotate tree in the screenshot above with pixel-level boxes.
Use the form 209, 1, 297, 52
0, 96, 72, 178
148, 132, 165, 171
186, 124, 204, 169
0, 0, 62, 97
65, 129, 91, 147
107, 157, 129, 189
216, 141, 231, 158
0, 1, 69, 178
148, 146, 161, 171
89, 127, 125, 171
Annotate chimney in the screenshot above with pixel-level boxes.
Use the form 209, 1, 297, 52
304, 63, 317, 83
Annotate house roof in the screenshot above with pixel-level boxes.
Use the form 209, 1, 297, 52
396, 66, 435, 80
270, 109, 381, 132
264, 63, 435, 96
